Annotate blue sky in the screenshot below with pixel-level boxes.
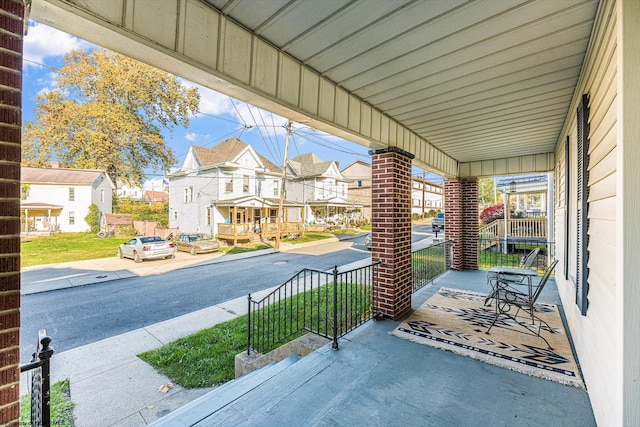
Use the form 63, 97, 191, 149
23, 22, 442, 190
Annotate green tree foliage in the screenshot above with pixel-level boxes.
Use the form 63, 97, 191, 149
116, 199, 169, 228
85, 203, 101, 233
22, 49, 200, 187
478, 177, 496, 207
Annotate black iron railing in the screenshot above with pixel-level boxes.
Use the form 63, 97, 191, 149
247, 263, 380, 354
478, 238, 555, 273
20, 330, 54, 427
412, 239, 453, 292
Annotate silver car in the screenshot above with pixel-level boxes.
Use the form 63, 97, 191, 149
118, 235, 175, 263
364, 234, 372, 250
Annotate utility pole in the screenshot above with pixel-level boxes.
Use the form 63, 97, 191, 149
421, 170, 426, 219
275, 121, 292, 249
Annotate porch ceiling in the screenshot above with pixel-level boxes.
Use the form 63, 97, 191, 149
206, 0, 598, 165
30, 0, 600, 175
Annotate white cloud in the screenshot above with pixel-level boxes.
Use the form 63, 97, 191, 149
184, 132, 198, 141
23, 22, 94, 68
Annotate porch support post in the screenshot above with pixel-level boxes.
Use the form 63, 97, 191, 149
0, 1, 24, 424
444, 179, 479, 270
370, 147, 414, 320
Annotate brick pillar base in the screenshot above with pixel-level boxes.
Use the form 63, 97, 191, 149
0, 1, 23, 425
444, 179, 479, 271
370, 147, 414, 320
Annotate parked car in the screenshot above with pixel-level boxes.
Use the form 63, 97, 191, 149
175, 233, 220, 255
118, 236, 175, 263
432, 212, 445, 232
364, 233, 372, 250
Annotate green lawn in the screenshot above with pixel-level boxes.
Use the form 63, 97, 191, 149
21, 233, 123, 267
139, 282, 372, 388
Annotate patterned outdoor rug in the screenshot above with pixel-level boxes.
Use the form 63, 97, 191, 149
390, 287, 584, 388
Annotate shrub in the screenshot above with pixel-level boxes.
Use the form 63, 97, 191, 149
479, 204, 504, 225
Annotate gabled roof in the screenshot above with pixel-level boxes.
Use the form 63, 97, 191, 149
288, 153, 336, 177
21, 166, 111, 186
191, 138, 281, 172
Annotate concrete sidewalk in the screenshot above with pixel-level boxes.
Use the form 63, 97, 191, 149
21, 234, 411, 426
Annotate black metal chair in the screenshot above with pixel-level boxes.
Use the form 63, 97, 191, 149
486, 259, 559, 348
484, 247, 540, 306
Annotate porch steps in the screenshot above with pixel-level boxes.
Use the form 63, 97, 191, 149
149, 355, 302, 427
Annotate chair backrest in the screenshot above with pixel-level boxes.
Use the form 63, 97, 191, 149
531, 259, 559, 303
519, 248, 541, 269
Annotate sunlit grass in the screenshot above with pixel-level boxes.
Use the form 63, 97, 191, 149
21, 233, 123, 267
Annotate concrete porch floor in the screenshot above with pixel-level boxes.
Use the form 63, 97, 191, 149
162, 269, 596, 426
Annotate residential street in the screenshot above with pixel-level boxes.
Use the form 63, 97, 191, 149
20, 227, 435, 363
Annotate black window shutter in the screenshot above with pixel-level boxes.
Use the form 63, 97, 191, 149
576, 94, 590, 315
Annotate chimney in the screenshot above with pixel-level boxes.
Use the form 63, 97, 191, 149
50, 161, 62, 169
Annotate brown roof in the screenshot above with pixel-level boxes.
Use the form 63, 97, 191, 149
143, 190, 169, 203
192, 138, 281, 172
21, 166, 109, 186
103, 214, 133, 225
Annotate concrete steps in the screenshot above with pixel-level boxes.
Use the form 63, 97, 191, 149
149, 354, 302, 427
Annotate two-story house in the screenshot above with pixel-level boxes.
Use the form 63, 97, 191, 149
286, 153, 363, 225
21, 165, 114, 234
168, 137, 305, 244
341, 161, 443, 220
411, 175, 444, 217
116, 180, 144, 201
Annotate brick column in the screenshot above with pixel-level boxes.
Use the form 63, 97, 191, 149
0, 1, 23, 425
370, 147, 414, 320
444, 179, 478, 271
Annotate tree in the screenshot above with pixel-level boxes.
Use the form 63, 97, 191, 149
478, 177, 496, 207
22, 49, 200, 187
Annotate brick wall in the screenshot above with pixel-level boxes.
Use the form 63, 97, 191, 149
444, 179, 478, 271
370, 148, 414, 320
0, 1, 23, 424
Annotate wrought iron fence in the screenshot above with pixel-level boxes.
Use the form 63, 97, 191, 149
478, 238, 555, 273
412, 240, 453, 292
247, 263, 380, 354
20, 330, 54, 427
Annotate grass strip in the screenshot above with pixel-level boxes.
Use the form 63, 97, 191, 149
139, 282, 371, 388
20, 379, 75, 426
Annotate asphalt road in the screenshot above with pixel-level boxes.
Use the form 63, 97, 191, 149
20, 227, 436, 362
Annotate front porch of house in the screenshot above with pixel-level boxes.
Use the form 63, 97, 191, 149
214, 198, 305, 245
152, 268, 595, 426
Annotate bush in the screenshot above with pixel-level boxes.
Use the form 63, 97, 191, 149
85, 204, 101, 233
479, 204, 504, 225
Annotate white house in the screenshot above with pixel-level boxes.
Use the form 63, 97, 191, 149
168, 137, 304, 242
115, 180, 144, 201
286, 153, 363, 224
21, 166, 114, 233
411, 176, 443, 216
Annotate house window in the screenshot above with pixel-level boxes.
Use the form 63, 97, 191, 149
226, 178, 233, 193
184, 186, 193, 203
243, 175, 250, 193
69, 187, 75, 201
21, 184, 30, 200
69, 211, 75, 225
273, 180, 279, 197
357, 180, 362, 188
100, 189, 105, 203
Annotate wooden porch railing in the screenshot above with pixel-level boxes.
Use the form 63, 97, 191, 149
217, 222, 305, 243
478, 218, 547, 250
